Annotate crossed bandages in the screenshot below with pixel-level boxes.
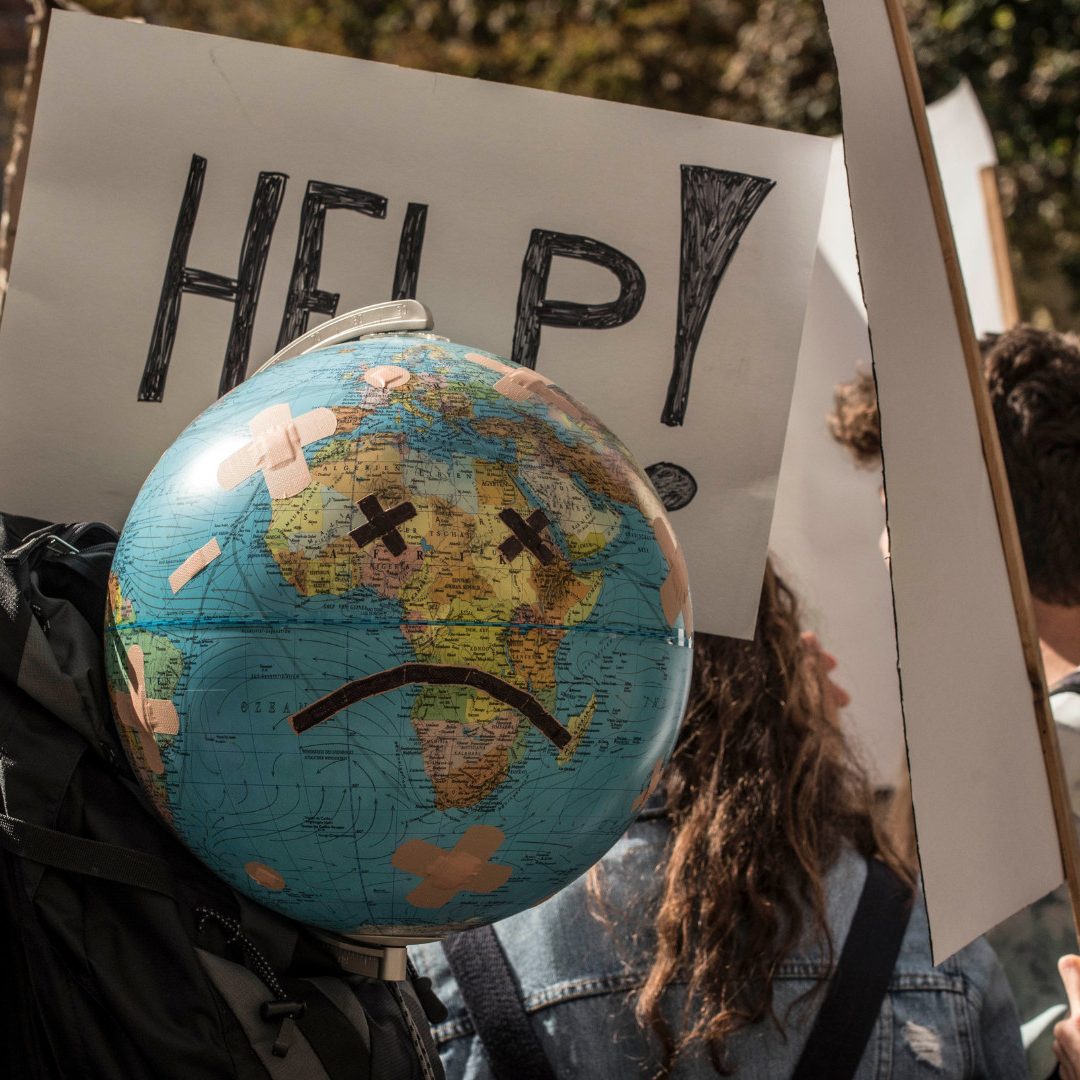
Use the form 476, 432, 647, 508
217, 403, 337, 499
216, 369, 416, 501
392, 824, 513, 909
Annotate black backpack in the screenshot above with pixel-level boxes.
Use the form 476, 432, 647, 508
0, 515, 447, 1080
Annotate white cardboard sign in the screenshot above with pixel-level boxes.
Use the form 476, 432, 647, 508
770, 80, 1009, 784
823, 0, 1061, 961
0, 12, 830, 640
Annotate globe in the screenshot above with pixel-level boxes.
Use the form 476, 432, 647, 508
105, 326, 693, 941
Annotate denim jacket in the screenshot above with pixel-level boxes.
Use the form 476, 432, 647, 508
985, 681, 1080, 1078
410, 815, 1026, 1079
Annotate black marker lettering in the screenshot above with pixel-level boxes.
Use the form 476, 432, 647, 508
392, 202, 428, 301
276, 181, 388, 350
645, 462, 698, 512
140, 154, 287, 402
511, 230, 645, 370
663, 166, 775, 426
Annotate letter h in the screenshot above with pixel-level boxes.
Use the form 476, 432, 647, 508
140, 155, 287, 402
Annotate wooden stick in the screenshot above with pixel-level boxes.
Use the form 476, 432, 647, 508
979, 164, 1021, 328
0, 0, 49, 320
882, 0, 1080, 944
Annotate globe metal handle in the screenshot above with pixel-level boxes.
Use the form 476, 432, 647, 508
253, 299, 434, 376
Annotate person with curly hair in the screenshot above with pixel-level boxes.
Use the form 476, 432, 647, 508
830, 328, 1080, 801
830, 326, 1080, 630
828, 325, 1080, 1075
827, 368, 881, 469
411, 559, 1025, 1077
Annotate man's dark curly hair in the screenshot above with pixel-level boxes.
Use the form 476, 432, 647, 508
983, 325, 1080, 606
829, 327, 1080, 604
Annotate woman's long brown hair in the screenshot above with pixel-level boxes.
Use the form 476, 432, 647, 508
608, 559, 913, 1075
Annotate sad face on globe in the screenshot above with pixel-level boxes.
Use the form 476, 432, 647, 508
105, 324, 692, 940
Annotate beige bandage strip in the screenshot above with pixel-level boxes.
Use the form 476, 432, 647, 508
363, 365, 411, 390
464, 352, 515, 376
632, 757, 665, 813
245, 861, 287, 891
492, 369, 586, 420
217, 403, 337, 499
391, 824, 513, 909
110, 644, 180, 775
630, 472, 665, 524
168, 537, 222, 594
652, 515, 693, 634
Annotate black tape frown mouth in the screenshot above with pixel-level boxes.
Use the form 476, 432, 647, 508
288, 663, 572, 749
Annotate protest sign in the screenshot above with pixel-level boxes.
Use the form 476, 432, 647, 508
0, 11, 830, 640
770, 79, 1014, 783
822, 0, 1075, 961
928, 80, 1015, 336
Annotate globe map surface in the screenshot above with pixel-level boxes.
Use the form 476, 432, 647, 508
105, 332, 693, 939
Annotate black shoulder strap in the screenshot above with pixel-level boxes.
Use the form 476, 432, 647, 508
1050, 671, 1080, 697
441, 924, 556, 1080
444, 860, 909, 1080
791, 858, 913, 1080
0, 811, 176, 897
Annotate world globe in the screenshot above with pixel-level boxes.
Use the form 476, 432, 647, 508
104, 309, 693, 941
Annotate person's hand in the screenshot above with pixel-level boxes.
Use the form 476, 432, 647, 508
1054, 955, 1080, 1078
800, 631, 852, 712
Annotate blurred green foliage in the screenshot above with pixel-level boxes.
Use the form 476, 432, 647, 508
77, 0, 1080, 328
908, 1, 1080, 327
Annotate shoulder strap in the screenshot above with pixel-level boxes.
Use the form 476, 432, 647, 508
791, 858, 913, 1080
0, 811, 175, 897
1050, 671, 1080, 697
441, 925, 556, 1080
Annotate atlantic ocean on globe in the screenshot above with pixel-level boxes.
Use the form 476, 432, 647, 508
105, 320, 693, 941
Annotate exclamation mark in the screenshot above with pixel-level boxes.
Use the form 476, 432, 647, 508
662, 166, 776, 426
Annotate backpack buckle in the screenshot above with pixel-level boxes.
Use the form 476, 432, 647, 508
44, 534, 79, 555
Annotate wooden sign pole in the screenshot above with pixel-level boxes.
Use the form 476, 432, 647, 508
0, 0, 49, 317
879, 0, 1080, 942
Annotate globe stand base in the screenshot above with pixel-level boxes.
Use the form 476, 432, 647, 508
314, 932, 433, 981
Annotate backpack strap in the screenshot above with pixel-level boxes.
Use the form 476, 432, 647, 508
441, 924, 557, 1080
791, 857, 913, 1079
0, 811, 175, 897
